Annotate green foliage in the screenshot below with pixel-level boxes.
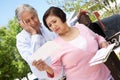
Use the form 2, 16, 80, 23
47, 0, 119, 21
0, 18, 31, 80
63, 0, 83, 12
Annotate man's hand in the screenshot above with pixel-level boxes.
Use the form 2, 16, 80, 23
19, 20, 37, 35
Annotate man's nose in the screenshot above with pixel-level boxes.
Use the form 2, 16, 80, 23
30, 20, 35, 24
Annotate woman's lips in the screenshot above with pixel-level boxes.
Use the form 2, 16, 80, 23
55, 28, 60, 32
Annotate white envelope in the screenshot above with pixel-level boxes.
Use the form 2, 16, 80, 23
31, 41, 60, 61
89, 43, 116, 66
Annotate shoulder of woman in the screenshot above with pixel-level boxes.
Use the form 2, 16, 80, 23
74, 23, 90, 31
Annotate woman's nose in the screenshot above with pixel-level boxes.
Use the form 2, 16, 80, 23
52, 24, 56, 29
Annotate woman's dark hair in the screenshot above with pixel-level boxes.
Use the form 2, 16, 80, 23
43, 6, 66, 30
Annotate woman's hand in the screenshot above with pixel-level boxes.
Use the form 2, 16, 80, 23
32, 59, 54, 76
32, 59, 47, 71
100, 41, 109, 48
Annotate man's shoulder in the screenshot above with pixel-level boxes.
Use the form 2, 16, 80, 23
16, 30, 30, 38
41, 25, 57, 41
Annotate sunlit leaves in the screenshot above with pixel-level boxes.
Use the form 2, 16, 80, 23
0, 18, 30, 80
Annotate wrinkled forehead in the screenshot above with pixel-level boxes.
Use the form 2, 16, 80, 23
20, 10, 37, 19
19, 10, 37, 19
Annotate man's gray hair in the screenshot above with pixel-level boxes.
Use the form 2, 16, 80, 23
15, 4, 37, 21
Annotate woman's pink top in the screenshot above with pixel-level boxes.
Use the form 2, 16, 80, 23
49, 24, 110, 80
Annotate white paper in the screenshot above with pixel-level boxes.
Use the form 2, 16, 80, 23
89, 43, 116, 66
31, 41, 60, 61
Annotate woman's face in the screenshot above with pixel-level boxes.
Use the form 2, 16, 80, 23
46, 15, 65, 34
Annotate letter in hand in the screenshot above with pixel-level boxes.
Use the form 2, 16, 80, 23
32, 59, 54, 76
32, 59, 47, 71
100, 41, 109, 48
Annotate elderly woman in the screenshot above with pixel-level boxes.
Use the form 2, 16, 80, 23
33, 6, 113, 80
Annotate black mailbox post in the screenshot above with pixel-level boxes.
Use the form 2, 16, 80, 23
94, 14, 120, 80
105, 31, 120, 80
104, 51, 120, 80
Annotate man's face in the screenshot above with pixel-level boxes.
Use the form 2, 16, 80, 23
78, 15, 91, 26
20, 11, 40, 31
